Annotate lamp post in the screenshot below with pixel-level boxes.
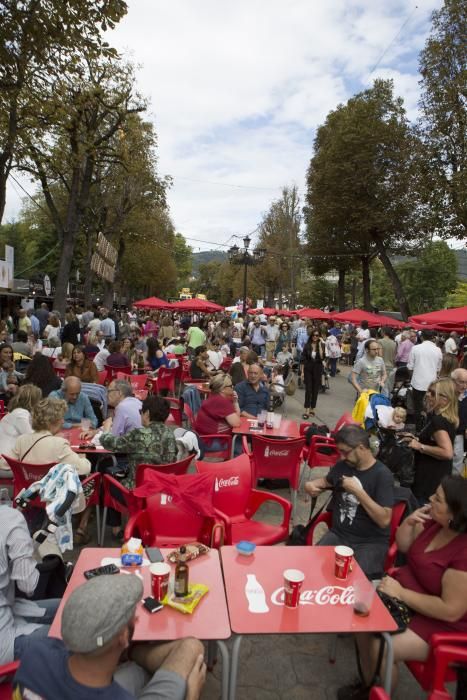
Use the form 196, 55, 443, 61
228, 235, 265, 315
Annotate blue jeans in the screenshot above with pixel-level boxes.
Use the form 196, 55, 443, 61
14, 598, 61, 659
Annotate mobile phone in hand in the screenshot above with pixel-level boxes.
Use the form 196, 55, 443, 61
145, 547, 164, 563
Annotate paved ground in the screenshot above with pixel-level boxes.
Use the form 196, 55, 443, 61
87, 367, 427, 699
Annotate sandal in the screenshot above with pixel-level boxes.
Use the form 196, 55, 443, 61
302, 413, 310, 420
74, 528, 91, 545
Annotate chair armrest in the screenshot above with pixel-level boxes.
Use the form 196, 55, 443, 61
432, 643, 467, 693
247, 489, 292, 528
213, 508, 233, 544
0, 660, 20, 678
305, 511, 332, 545
124, 511, 146, 541
242, 435, 252, 457
431, 634, 467, 651
384, 541, 398, 571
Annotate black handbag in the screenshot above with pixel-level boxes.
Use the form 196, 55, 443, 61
286, 493, 333, 546
377, 589, 413, 633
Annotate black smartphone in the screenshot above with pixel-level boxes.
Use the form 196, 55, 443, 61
145, 547, 164, 563
142, 596, 163, 613
84, 564, 120, 579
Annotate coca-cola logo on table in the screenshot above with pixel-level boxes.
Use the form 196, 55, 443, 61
215, 476, 240, 491
271, 585, 355, 607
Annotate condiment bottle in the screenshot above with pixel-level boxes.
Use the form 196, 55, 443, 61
174, 546, 189, 597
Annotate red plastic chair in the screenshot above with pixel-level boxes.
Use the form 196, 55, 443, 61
220, 356, 233, 372
195, 454, 292, 545
100, 474, 144, 546
54, 366, 66, 378
369, 689, 389, 700
199, 434, 233, 461
151, 366, 177, 396
245, 435, 305, 517
0, 400, 5, 420
1, 455, 56, 500
80, 472, 102, 546
0, 660, 19, 699
104, 363, 131, 383
406, 633, 467, 699
116, 373, 150, 391
124, 475, 223, 549
183, 402, 196, 427
166, 397, 183, 426
135, 454, 193, 486
97, 369, 107, 385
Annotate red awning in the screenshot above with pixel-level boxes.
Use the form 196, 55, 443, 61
170, 298, 224, 313
133, 296, 173, 310
330, 309, 405, 328
297, 308, 333, 320
409, 306, 467, 328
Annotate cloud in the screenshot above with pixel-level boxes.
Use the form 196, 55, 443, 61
4, 0, 443, 249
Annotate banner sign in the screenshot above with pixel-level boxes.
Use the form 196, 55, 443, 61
91, 233, 117, 283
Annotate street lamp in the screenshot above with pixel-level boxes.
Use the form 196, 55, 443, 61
228, 237, 266, 314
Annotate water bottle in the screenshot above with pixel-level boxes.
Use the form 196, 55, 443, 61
245, 574, 269, 613
0, 488, 12, 507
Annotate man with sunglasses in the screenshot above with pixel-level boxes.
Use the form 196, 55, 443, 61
305, 425, 394, 578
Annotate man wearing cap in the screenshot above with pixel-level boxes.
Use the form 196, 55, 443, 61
14, 574, 206, 700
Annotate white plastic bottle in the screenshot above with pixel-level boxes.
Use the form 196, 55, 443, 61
245, 574, 269, 613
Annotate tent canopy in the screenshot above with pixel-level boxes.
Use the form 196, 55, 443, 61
409, 306, 467, 328
133, 296, 173, 310
297, 308, 332, 320
250, 307, 297, 317
331, 309, 405, 328
170, 298, 224, 313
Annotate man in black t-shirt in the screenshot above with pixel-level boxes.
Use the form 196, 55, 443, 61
305, 425, 394, 578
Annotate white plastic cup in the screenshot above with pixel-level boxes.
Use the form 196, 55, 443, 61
352, 579, 376, 616
81, 418, 91, 431
273, 413, 282, 429
283, 568, 305, 608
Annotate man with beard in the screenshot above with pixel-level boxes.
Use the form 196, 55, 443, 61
14, 574, 206, 700
305, 425, 394, 578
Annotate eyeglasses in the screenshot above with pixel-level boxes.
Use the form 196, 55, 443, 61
108, 388, 120, 394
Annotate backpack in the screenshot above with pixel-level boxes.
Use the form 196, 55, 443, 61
304, 422, 331, 451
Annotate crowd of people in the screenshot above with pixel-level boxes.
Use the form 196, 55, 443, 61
1, 302, 467, 699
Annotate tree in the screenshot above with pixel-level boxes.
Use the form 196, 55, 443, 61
418, 0, 466, 238
173, 233, 193, 290
305, 79, 427, 319
446, 282, 467, 307
20, 55, 145, 313
255, 185, 302, 307
0, 0, 127, 223
398, 241, 457, 313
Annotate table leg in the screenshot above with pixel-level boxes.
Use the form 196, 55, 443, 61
231, 435, 238, 458
216, 640, 230, 700
228, 634, 243, 700
381, 632, 394, 695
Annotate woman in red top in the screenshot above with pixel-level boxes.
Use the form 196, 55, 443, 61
193, 373, 241, 438
341, 474, 467, 699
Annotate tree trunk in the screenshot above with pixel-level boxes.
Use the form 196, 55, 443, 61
337, 268, 346, 310
371, 231, 411, 320
361, 256, 371, 310
83, 231, 94, 307
102, 280, 114, 309
352, 278, 356, 307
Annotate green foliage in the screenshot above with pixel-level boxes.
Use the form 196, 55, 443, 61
173, 234, 193, 288
446, 282, 467, 307
296, 275, 337, 309
419, 0, 467, 237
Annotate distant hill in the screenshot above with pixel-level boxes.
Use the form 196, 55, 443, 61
192, 250, 227, 275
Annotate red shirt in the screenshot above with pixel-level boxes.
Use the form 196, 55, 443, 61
194, 394, 235, 435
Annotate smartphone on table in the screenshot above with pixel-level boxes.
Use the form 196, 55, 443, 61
145, 547, 164, 563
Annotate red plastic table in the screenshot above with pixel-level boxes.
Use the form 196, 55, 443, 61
49, 547, 231, 699
58, 427, 112, 454
231, 416, 300, 455
220, 545, 397, 699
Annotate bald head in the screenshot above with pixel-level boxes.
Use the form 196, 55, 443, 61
451, 369, 467, 396
63, 376, 82, 403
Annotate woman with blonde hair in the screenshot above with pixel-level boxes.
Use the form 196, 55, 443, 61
193, 372, 241, 439
406, 377, 458, 503
439, 352, 458, 378
54, 341, 74, 370
0, 384, 42, 471
12, 397, 91, 477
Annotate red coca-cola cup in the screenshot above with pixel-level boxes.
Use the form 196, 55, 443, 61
150, 562, 170, 600
334, 546, 353, 580
283, 568, 305, 608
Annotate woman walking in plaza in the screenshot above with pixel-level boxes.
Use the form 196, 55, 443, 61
301, 329, 325, 419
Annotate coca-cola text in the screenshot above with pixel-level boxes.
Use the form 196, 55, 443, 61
271, 585, 355, 606
215, 476, 240, 490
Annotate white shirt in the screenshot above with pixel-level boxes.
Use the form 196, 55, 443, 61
207, 350, 223, 370
0, 408, 33, 469
407, 341, 442, 391
445, 337, 458, 355
93, 348, 110, 371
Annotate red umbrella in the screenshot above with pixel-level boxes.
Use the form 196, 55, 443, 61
297, 308, 333, 320
170, 298, 224, 313
331, 309, 405, 328
409, 306, 467, 328
250, 307, 293, 316
133, 296, 173, 310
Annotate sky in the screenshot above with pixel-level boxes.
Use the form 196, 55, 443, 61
4, 0, 445, 254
